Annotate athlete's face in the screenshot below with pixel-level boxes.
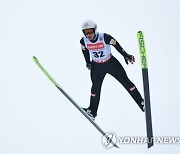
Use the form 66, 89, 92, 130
84, 29, 95, 40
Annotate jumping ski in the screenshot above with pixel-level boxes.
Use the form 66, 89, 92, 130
32, 56, 119, 148
137, 31, 154, 148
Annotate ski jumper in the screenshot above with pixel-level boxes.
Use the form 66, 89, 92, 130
80, 33, 144, 116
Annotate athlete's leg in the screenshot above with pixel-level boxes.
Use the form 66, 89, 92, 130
108, 57, 144, 111
89, 62, 106, 116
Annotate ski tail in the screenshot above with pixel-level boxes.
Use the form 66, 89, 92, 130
137, 31, 154, 148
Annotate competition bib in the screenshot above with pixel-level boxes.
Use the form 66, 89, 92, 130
83, 33, 111, 62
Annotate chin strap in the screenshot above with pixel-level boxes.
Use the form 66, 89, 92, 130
93, 33, 98, 40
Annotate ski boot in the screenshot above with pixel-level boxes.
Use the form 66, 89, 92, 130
82, 108, 96, 121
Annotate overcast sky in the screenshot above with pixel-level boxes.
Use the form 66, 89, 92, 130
0, 0, 180, 153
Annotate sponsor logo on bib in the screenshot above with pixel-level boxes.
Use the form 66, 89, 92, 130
87, 42, 104, 50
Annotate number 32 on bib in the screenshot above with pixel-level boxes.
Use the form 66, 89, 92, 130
92, 51, 105, 58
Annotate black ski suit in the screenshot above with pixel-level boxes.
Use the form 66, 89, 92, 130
80, 33, 144, 117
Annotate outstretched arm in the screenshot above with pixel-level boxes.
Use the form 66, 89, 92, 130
104, 33, 135, 64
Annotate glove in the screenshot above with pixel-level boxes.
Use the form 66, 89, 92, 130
124, 54, 135, 65
86, 62, 91, 70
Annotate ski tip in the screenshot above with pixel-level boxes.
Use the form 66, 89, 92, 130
32, 56, 38, 62
137, 31, 144, 37
137, 31, 141, 38
32, 56, 37, 60
137, 30, 143, 33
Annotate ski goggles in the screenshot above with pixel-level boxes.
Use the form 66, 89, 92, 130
83, 29, 94, 36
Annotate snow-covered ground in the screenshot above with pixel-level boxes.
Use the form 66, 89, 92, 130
0, 0, 180, 153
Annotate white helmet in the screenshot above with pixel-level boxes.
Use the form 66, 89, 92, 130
82, 20, 97, 35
